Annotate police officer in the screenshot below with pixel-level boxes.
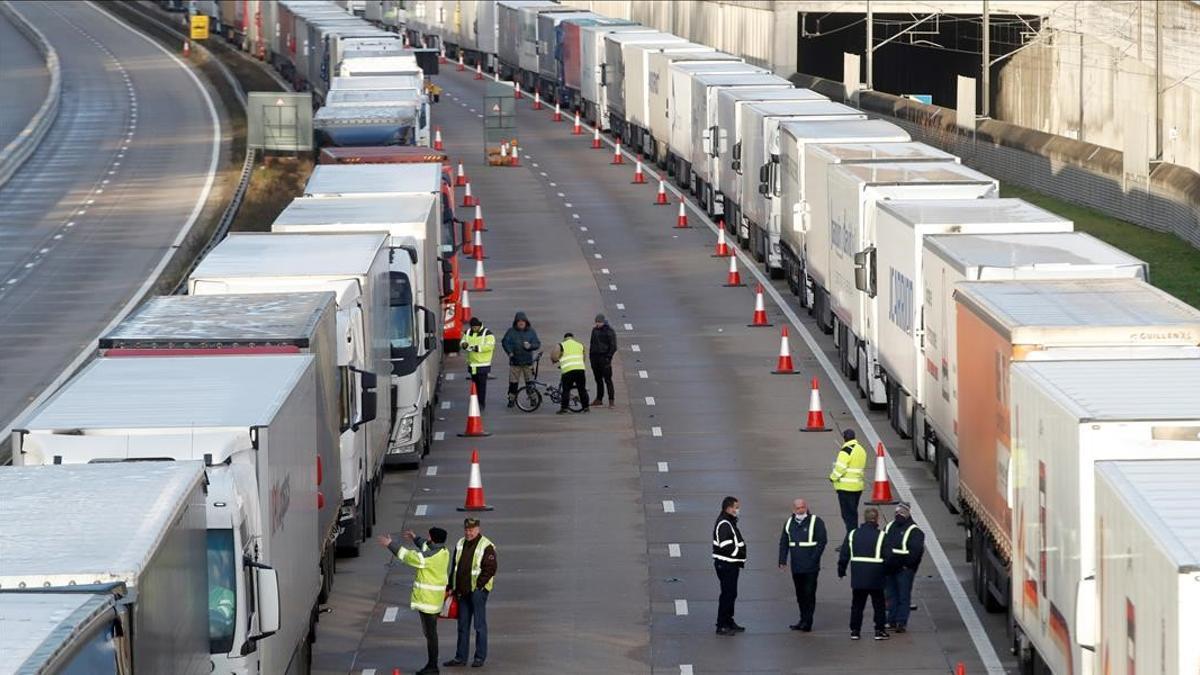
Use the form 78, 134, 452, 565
837, 507, 892, 641
829, 429, 868, 539
379, 528, 451, 675
883, 502, 925, 633
460, 317, 495, 410
550, 332, 589, 414
777, 498, 827, 631
712, 496, 747, 635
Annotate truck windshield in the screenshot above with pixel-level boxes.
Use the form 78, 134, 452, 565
60, 617, 119, 675
390, 271, 415, 351
207, 529, 237, 654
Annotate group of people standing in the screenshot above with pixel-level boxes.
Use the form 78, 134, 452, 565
458, 311, 618, 413
712, 429, 925, 641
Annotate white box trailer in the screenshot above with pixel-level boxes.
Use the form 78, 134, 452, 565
690, 73, 794, 212
0, 462, 209, 675
339, 51, 421, 77
603, 33, 686, 136
323, 89, 431, 145
314, 103, 423, 148
475, 1, 499, 64
304, 163, 450, 251
1089, 459, 1200, 675
738, 101, 868, 266
621, 42, 714, 150
916, 230, 1146, 463
823, 162, 999, 406
332, 73, 423, 91
517, 5, 578, 87
13, 355, 323, 675
580, 24, 654, 127
496, 1, 557, 80
188, 232, 391, 557
666, 61, 767, 181
646, 52, 741, 164
537, 9, 598, 88
273, 194, 442, 465
1008, 359, 1200, 675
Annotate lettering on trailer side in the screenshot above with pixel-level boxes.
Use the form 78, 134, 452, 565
831, 213, 854, 258
271, 475, 292, 534
888, 267, 915, 334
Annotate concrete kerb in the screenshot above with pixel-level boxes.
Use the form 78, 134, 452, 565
0, 0, 63, 190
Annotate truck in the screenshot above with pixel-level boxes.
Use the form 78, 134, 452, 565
602, 33, 687, 141
913, 229, 1146, 469
646, 51, 741, 167
605, 40, 709, 150
323, 87, 431, 146
0, 462, 209, 675
537, 9, 600, 96
558, 16, 637, 111
314, 103, 423, 148
273, 195, 442, 466
579, 23, 655, 127
188, 232, 391, 558
1088, 459, 1200, 675
496, 0, 559, 84
13, 355, 326, 674
666, 61, 768, 182
331, 73, 423, 94
737, 100, 868, 259
1006, 359, 1200, 675
953, 279, 1200, 621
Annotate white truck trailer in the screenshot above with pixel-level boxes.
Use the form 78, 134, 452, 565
188, 232, 391, 556
0, 462, 209, 675
13, 355, 325, 675
602, 33, 686, 139
646, 51, 741, 166
666, 61, 767, 182
621, 42, 713, 152
273, 194, 442, 466
1087, 459, 1200, 675
1007, 359, 1200, 675
324, 87, 430, 146
578, 24, 654, 127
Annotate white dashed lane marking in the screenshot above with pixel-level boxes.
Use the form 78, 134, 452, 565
433, 431, 445, 441
414, 505, 428, 516
662, 500, 675, 513
645, 396, 655, 406
651, 426, 663, 437
382, 607, 399, 623
668, 543, 681, 557
616, 303, 625, 310
630, 344, 640, 351
425, 465, 438, 476
657, 462, 669, 472
638, 370, 648, 378
674, 600, 688, 616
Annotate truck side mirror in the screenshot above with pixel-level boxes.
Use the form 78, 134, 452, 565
253, 567, 281, 638
354, 370, 378, 429
710, 126, 720, 157
854, 247, 876, 297
758, 163, 769, 183
1075, 576, 1097, 651
600, 63, 606, 86
420, 306, 438, 351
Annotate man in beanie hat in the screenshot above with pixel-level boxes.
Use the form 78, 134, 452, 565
588, 313, 618, 407
829, 428, 868, 541
379, 527, 451, 674
882, 501, 924, 632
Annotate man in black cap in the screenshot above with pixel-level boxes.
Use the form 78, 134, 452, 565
883, 501, 924, 633
588, 314, 617, 407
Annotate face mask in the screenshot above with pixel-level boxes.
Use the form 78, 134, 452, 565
732, 508, 740, 517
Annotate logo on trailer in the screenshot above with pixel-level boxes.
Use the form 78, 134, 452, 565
270, 475, 292, 534
888, 267, 914, 334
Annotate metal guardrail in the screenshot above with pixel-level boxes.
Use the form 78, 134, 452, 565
173, 145, 256, 294
0, 0, 63, 190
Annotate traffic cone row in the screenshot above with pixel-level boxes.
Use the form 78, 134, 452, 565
474, 63, 483, 80
500, 143, 509, 164
572, 112, 582, 135
612, 142, 624, 165
182, 39, 190, 57
632, 158, 646, 184
533, 90, 543, 110
723, 255, 743, 287
472, 203, 485, 232
472, 228, 486, 260
510, 143, 520, 166
867, 443, 898, 505
553, 102, 562, 122
675, 201, 689, 228
772, 327, 796, 374
459, 288, 472, 323
439, 46, 447, 64
801, 378, 830, 432
472, 259, 490, 292
655, 180, 669, 205
591, 127, 602, 149
514, 82, 522, 99
712, 220, 730, 257
455, 162, 467, 187
457, 53, 465, 71
433, 127, 443, 151
748, 284, 771, 326
457, 384, 491, 438
458, 449, 494, 510
462, 181, 476, 207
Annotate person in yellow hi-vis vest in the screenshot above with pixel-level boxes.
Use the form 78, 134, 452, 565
460, 317, 495, 411
550, 332, 589, 414
444, 517, 498, 668
379, 527, 450, 675
829, 429, 868, 540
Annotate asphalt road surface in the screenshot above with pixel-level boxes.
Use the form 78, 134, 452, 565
0, 9, 50, 151
311, 67, 1019, 674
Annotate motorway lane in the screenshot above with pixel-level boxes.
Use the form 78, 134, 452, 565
0, 1, 221, 434
313, 69, 1016, 673
0, 8, 50, 151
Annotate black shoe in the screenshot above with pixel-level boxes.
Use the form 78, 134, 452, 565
729, 622, 745, 632
910, 603, 918, 610
874, 630, 890, 641
800, 624, 812, 633
581, 407, 590, 413
789, 622, 805, 631
470, 659, 485, 668
715, 626, 736, 636
894, 625, 907, 634
417, 667, 440, 675
443, 659, 467, 667
850, 632, 861, 640
506, 400, 515, 409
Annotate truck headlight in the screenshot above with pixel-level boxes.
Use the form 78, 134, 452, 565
398, 414, 416, 442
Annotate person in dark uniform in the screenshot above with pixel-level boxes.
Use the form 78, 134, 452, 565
883, 502, 925, 633
588, 314, 618, 407
712, 496, 746, 635
777, 498, 827, 631
837, 507, 893, 641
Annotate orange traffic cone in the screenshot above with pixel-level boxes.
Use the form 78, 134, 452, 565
553, 101, 563, 122
472, 228, 486, 260
434, 127, 444, 151
494, 70, 500, 82
712, 220, 731, 257
472, 203, 486, 232
533, 89, 543, 110
867, 443, 898, 505
675, 200, 690, 229
457, 449, 495, 508
632, 158, 646, 184
591, 127, 602, 149
955, 663, 966, 675
439, 46, 447, 64
462, 182, 476, 207
723, 255, 744, 287
458, 386, 491, 438
510, 143, 520, 166
572, 111, 582, 135
748, 284, 772, 326
514, 81, 523, 99
800, 377, 830, 432
655, 179, 669, 205
457, 53, 465, 71
500, 143, 509, 164
455, 162, 467, 187
474, 63, 483, 80
472, 259, 491, 292
182, 39, 190, 57
459, 288, 472, 323
772, 327, 796, 374
612, 141, 624, 164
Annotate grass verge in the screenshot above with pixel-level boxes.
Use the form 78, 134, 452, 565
230, 156, 314, 232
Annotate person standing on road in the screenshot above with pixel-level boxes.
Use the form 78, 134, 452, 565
883, 502, 925, 633
829, 429, 868, 540
777, 498, 827, 632
378, 527, 451, 675
550, 332, 589, 414
712, 496, 747, 636
501, 311, 541, 408
837, 507, 892, 641
460, 317, 495, 410
588, 314, 618, 407
444, 518, 498, 668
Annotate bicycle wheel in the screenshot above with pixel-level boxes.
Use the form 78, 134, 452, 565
566, 390, 585, 412
515, 385, 542, 412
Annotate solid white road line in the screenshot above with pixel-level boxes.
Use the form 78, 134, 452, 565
668, 543, 681, 557
674, 599, 688, 616
382, 607, 399, 623
662, 500, 675, 513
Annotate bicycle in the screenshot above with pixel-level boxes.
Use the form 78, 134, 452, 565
514, 352, 585, 413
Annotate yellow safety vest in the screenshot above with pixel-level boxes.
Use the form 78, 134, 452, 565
783, 515, 819, 548
460, 328, 495, 373
558, 338, 585, 373
848, 528, 885, 564
453, 535, 495, 592
884, 521, 919, 555
829, 439, 867, 492
397, 542, 450, 614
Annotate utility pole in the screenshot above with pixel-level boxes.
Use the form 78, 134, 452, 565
1154, 0, 1163, 159
865, 0, 874, 90
981, 0, 990, 117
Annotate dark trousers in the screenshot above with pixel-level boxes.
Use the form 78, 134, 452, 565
836, 490, 861, 538
885, 568, 915, 627
455, 589, 489, 662
559, 370, 589, 410
791, 571, 819, 628
850, 588, 886, 633
418, 611, 439, 668
714, 561, 741, 628
469, 366, 490, 410
591, 359, 614, 403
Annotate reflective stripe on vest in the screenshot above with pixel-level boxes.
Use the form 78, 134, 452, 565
783, 515, 818, 548
558, 339, 585, 372
712, 519, 745, 562
454, 535, 495, 592
884, 522, 918, 555
400, 544, 450, 613
463, 329, 495, 372
830, 440, 867, 491
848, 529, 885, 563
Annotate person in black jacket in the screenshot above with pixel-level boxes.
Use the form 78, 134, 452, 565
882, 502, 925, 632
711, 496, 746, 636
500, 311, 540, 408
837, 507, 893, 641
588, 314, 617, 407
777, 498, 827, 631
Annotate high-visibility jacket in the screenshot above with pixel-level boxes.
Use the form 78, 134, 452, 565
883, 517, 925, 571
396, 540, 451, 614
557, 338, 586, 373
460, 327, 495, 373
836, 523, 889, 589
451, 534, 496, 592
777, 513, 828, 573
711, 512, 746, 566
829, 439, 867, 492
